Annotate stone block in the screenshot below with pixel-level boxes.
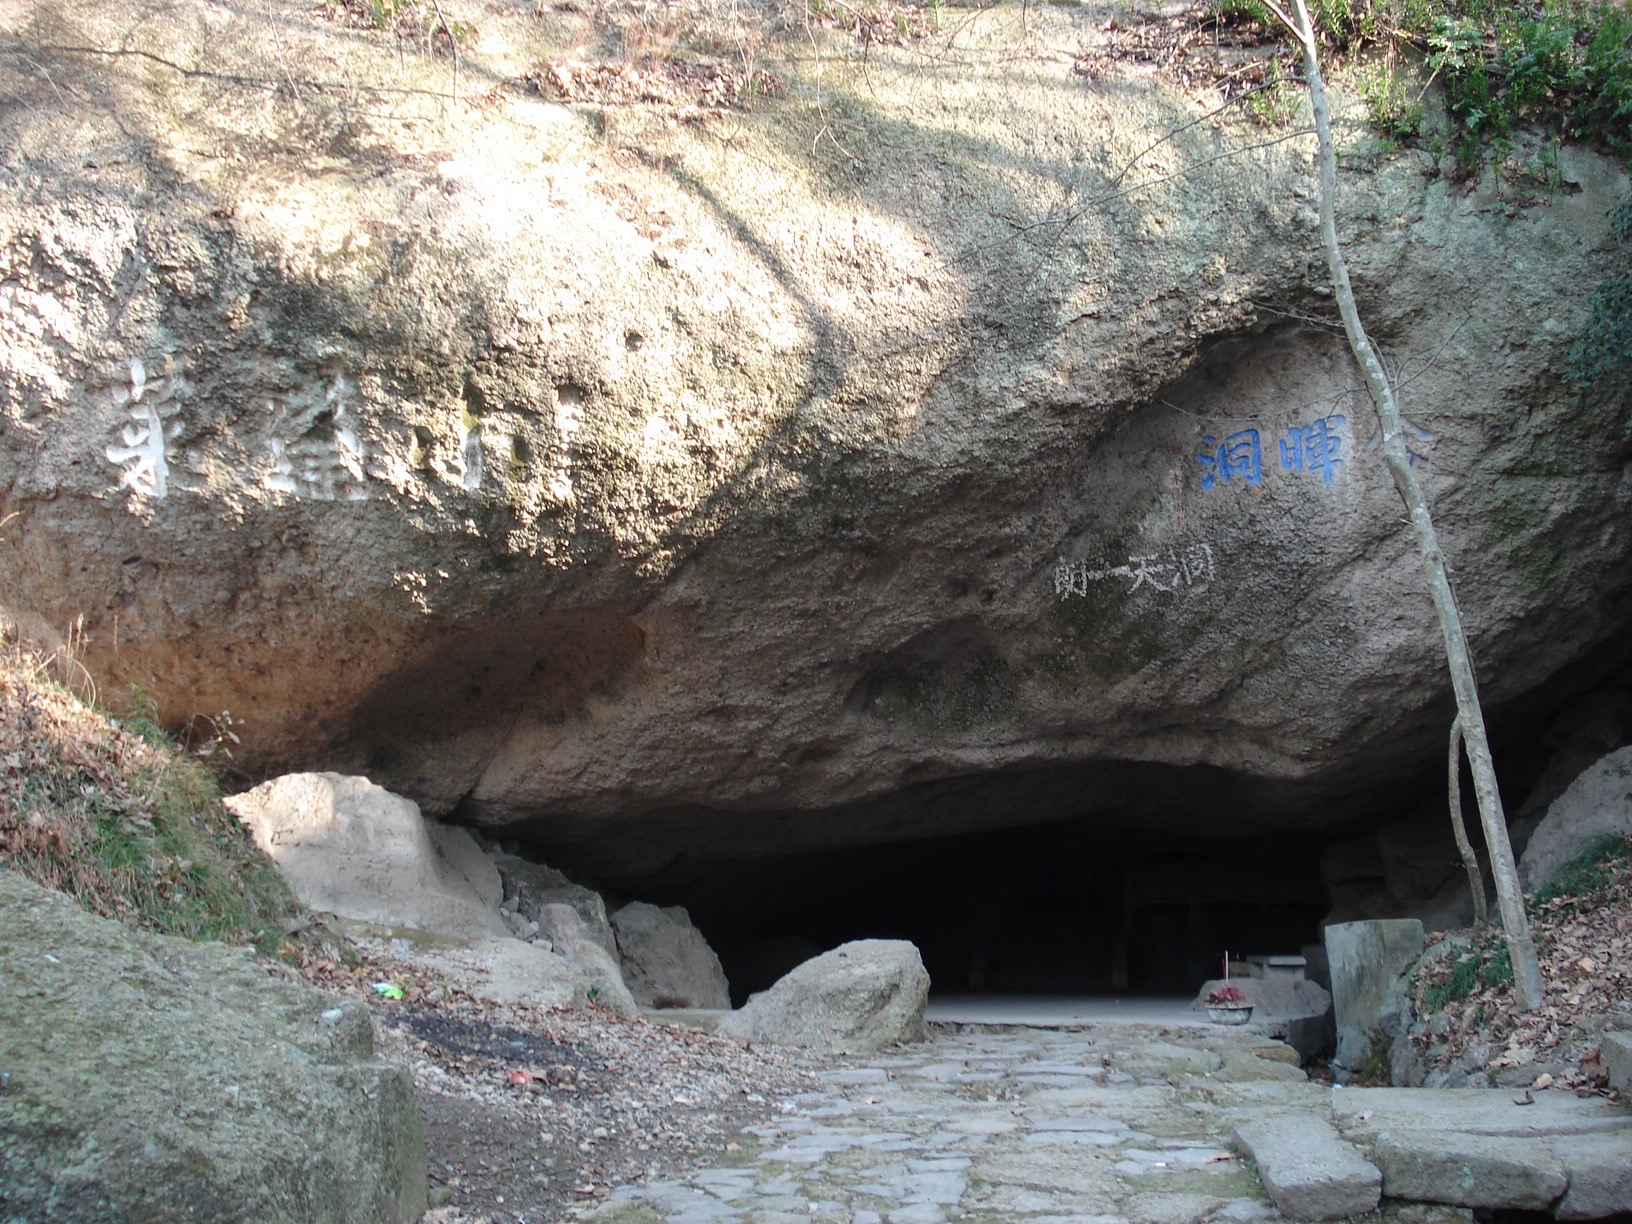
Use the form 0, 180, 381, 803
1373, 1130, 1565, 1209
1231, 1114, 1381, 1221
1602, 1030, 1632, 1096
1324, 919, 1424, 1074
1331, 1086, 1628, 1140
1550, 1129, 1632, 1220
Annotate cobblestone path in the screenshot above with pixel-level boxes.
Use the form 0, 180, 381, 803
587, 1022, 1319, 1224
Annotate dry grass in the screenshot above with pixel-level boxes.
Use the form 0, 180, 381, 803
0, 629, 303, 949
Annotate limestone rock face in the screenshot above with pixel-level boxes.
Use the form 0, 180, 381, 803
611, 901, 732, 1010
0, 869, 427, 1223
3, 0, 1631, 887
1517, 746, 1632, 891
718, 939, 930, 1052
225, 772, 506, 938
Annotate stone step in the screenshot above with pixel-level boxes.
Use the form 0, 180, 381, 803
1373, 1129, 1566, 1210
1331, 1086, 1630, 1139
1230, 1114, 1381, 1221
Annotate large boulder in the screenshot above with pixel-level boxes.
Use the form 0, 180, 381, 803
2, 0, 1631, 891
717, 939, 930, 1053
533, 902, 637, 1014
611, 901, 731, 1010
0, 869, 426, 1222
1517, 746, 1632, 891
225, 772, 506, 939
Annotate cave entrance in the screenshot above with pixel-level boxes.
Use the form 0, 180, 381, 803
681, 817, 1330, 1007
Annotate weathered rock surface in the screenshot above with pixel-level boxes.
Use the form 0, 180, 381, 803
371, 934, 610, 1010
535, 902, 638, 1014
612, 901, 732, 1010
1553, 1129, 1632, 1221
1230, 1114, 1381, 1221
1373, 1131, 1566, 1210
1326, 919, 1424, 1075
718, 939, 930, 1053
493, 853, 619, 957
2, 0, 1630, 885
0, 869, 426, 1223
225, 772, 507, 938
1518, 746, 1632, 891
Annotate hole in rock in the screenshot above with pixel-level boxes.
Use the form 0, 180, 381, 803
667, 819, 1329, 1006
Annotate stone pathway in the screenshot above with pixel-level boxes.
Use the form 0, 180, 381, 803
587, 1021, 1632, 1224
588, 1023, 1310, 1224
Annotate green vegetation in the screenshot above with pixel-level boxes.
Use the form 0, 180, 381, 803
1217, 0, 1632, 166
0, 637, 303, 952
1418, 929, 1513, 1011
1532, 831, 1632, 907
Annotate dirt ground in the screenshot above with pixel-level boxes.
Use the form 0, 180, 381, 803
283, 942, 827, 1223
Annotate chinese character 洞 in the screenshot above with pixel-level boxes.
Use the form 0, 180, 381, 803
1279, 415, 1346, 483
1195, 429, 1262, 491
1178, 542, 1215, 585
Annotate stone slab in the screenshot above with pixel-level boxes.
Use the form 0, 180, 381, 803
1603, 1031, 1632, 1096
1551, 1128, 1632, 1220
1331, 1086, 1630, 1139
1373, 1129, 1566, 1209
1325, 920, 1423, 1073
1231, 1114, 1381, 1221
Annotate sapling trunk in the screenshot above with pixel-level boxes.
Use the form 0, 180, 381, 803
1449, 717, 1489, 928
1277, 0, 1543, 1009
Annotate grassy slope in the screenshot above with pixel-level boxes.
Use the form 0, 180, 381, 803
0, 631, 302, 949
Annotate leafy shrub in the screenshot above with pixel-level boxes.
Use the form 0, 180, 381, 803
1214, 0, 1632, 164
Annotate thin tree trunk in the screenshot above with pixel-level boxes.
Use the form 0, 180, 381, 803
1279, 0, 1543, 1009
1448, 716, 1488, 927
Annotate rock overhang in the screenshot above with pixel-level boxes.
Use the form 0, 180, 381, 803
2, 0, 1630, 888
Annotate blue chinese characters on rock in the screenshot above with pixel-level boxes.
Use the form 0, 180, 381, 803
1195, 415, 1351, 490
